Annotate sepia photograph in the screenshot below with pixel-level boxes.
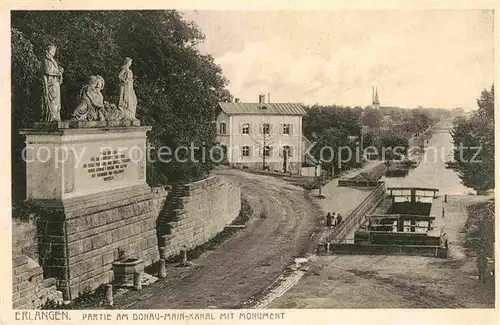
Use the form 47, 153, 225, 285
9, 6, 495, 315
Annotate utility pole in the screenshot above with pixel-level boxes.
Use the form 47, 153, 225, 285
262, 134, 266, 170
360, 130, 364, 164
317, 159, 323, 196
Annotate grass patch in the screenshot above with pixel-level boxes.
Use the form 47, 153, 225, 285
41, 284, 118, 309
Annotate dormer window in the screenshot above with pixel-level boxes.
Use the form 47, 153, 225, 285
260, 105, 267, 110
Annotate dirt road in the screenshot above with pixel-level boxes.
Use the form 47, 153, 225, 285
113, 168, 321, 309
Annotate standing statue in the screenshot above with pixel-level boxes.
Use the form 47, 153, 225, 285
118, 57, 138, 120
42, 45, 64, 122
71, 75, 105, 121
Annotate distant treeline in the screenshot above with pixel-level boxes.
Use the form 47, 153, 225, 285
303, 104, 443, 174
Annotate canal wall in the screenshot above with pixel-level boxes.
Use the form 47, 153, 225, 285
321, 243, 448, 258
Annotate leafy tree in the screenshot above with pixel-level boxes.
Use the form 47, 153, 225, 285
303, 105, 363, 174
11, 11, 231, 204
451, 85, 494, 192
361, 107, 382, 130
11, 28, 42, 203
378, 131, 409, 160
452, 107, 465, 117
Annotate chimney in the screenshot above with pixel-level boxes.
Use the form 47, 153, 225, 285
268, 93, 271, 103
259, 94, 266, 104
234, 98, 240, 103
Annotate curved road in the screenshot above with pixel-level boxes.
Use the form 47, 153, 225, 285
114, 168, 322, 309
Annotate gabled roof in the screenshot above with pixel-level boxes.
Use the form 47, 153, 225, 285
218, 102, 307, 116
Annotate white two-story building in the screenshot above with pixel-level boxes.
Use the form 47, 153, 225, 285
216, 95, 307, 175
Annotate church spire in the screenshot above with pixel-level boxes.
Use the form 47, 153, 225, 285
371, 86, 380, 109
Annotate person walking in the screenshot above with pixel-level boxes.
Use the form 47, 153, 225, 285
326, 212, 333, 228
337, 214, 343, 225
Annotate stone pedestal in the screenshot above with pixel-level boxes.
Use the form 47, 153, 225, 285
20, 124, 151, 205
19, 123, 160, 300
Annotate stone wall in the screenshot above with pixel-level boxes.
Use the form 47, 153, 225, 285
158, 176, 241, 258
35, 186, 168, 300
12, 219, 63, 309
13, 218, 39, 261
12, 255, 63, 308
16, 175, 240, 304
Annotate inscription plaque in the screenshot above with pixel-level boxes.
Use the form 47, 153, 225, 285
82, 149, 132, 182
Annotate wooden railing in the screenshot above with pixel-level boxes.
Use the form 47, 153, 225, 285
323, 181, 386, 244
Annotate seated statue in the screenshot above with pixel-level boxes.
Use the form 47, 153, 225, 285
104, 101, 126, 121
71, 75, 106, 121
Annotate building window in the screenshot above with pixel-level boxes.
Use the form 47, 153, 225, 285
242, 123, 250, 134
283, 145, 292, 157
283, 124, 291, 135
219, 122, 227, 135
242, 146, 250, 157
263, 146, 271, 157
262, 123, 270, 134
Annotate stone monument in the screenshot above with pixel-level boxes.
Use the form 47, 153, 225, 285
41, 44, 64, 122
118, 57, 138, 120
20, 53, 159, 301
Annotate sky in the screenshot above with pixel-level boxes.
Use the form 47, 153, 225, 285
182, 10, 494, 110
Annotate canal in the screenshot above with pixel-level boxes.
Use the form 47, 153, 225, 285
382, 130, 475, 195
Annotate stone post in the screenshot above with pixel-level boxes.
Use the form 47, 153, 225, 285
158, 259, 167, 278
105, 284, 113, 306
181, 249, 188, 266
133, 272, 142, 291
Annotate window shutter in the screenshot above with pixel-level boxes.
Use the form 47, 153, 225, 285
259, 147, 263, 157
269, 146, 273, 157
249, 146, 253, 157
279, 147, 283, 157
279, 123, 283, 135
248, 123, 251, 134
290, 124, 293, 135
289, 146, 293, 157
259, 124, 263, 134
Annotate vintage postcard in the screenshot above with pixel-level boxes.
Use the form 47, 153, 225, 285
1, 1, 498, 324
